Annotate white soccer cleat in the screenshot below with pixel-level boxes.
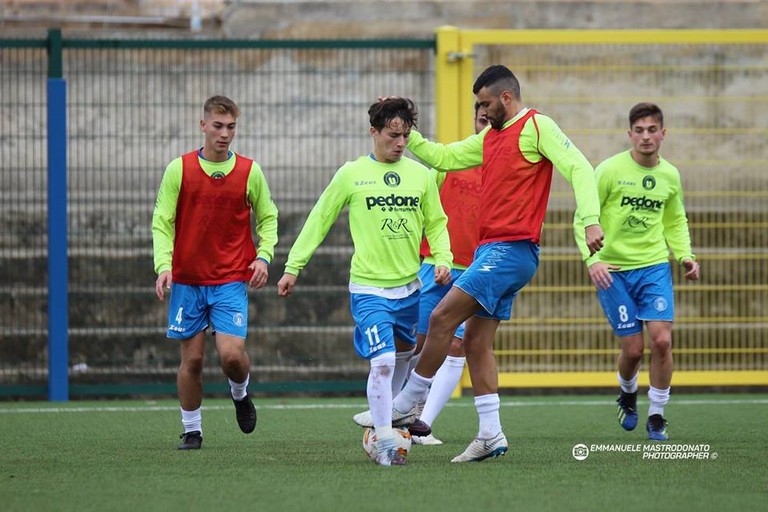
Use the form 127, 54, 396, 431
352, 407, 417, 428
412, 433, 443, 446
450, 432, 508, 462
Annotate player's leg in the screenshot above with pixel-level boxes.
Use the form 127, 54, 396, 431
645, 321, 673, 440
636, 263, 675, 441
450, 315, 508, 462
392, 286, 479, 418
616, 333, 644, 431
166, 282, 209, 449
352, 291, 418, 465
413, 335, 465, 445
210, 282, 256, 434
596, 272, 643, 431
450, 241, 539, 463
177, 331, 206, 449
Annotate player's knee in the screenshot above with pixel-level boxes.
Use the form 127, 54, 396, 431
181, 354, 204, 374
429, 307, 460, 336
650, 336, 672, 356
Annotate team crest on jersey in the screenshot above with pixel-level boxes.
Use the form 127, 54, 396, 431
643, 175, 656, 190
383, 171, 401, 187
653, 297, 668, 312
232, 313, 245, 326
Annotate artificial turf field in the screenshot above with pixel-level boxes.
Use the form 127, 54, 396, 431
1, 394, 766, 512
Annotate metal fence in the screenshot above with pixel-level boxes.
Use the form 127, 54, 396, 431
1, 29, 766, 398
0, 33, 436, 397
434, 28, 768, 388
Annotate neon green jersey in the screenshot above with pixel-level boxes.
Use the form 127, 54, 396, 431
152, 152, 279, 274
284, 155, 452, 288
574, 150, 694, 270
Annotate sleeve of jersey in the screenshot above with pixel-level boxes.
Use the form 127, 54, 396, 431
284, 169, 349, 277
573, 163, 609, 266
421, 176, 452, 268
407, 129, 484, 171
535, 115, 600, 227
662, 173, 695, 263
151, 159, 182, 275
247, 164, 279, 264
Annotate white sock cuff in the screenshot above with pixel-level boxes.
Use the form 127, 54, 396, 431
648, 386, 670, 402
617, 371, 639, 393
228, 374, 250, 388
370, 352, 396, 367
474, 393, 500, 409
445, 355, 466, 368
409, 370, 434, 387
395, 348, 416, 362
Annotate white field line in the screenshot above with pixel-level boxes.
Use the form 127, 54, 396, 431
0, 398, 766, 414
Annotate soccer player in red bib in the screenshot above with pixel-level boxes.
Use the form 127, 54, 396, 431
390, 65, 605, 462
152, 96, 278, 450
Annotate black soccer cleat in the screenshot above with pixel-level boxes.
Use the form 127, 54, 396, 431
178, 430, 203, 450
408, 419, 432, 437
232, 394, 257, 433
616, 391, 639, 431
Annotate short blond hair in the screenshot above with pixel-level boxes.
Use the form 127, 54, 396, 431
203, 95, 240, 118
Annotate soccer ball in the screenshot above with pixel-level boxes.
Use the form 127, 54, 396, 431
362, 427, 412, 461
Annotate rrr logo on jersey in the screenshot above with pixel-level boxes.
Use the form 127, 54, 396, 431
380, 218, 412, 233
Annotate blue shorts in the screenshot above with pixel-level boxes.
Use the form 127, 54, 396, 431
454, 241, 539, 321
597, 262, 675, 337
166, 281, 249, 340
417, 263, 466, 339
350, 291, 419, 360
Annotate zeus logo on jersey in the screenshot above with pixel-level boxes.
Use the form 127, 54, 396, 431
365, 194, 420, 210
620, 195, 664, 211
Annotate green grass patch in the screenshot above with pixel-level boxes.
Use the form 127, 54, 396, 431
1, 394, 766, 512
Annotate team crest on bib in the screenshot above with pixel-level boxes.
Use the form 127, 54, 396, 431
653, 297, 668, 312
233, 313, 245, 326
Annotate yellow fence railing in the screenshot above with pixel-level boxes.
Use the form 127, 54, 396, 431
433, 27, 768, 389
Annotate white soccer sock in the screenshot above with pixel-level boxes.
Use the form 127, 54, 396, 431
475, 393, 501, 439
647, 386, 670, 417
181, 406, 202, 435
420, 355, 465, 427
368, 352, 396, 430
407, 351, 421, 376
391, 348, 416, 394
393, 370, 432, 414
228, 374, 250, 401
617, 371, 639, 394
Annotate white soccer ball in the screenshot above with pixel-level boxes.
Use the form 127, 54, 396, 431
362, 427, 412, 461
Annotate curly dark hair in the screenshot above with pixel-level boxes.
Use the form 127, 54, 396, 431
368, 98, 418, 131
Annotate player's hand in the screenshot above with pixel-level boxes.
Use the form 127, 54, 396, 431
248, 259, 269, 289
155, 271, 172, 301
587, 262, 619, 290
277, 273, 298, 297
682, 258, 700, 281
584, 223, 605, 256
433, 265, 451, 285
